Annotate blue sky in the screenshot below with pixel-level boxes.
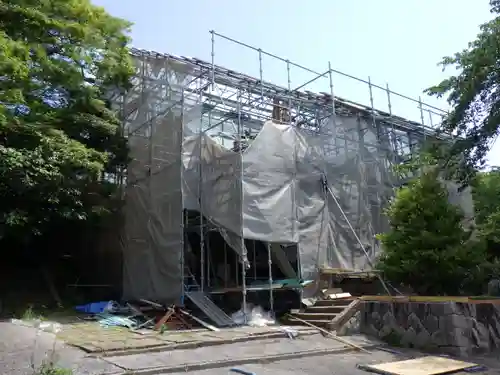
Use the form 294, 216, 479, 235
93, 0, 498, 166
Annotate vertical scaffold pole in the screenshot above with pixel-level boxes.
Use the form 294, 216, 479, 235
418, 96, 426, 140
385, 83, 392, 116
237, 87, 247, 323
368, 77, 375, 121
386, 82, 397, 156
210, 31, 215, 90
328, 62, 338, 154
180, 88, 185, 304
258, 49, 264, 107
199, 76, 205, 292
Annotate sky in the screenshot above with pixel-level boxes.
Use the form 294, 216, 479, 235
93, 0, 498, 166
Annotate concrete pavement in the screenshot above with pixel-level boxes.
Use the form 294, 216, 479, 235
186, 350, 500, 375
102, 334, 378, 374
0, 321, 120, 375
2, 320, 499, 375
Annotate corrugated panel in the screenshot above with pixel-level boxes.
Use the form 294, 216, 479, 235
185, 290, 235, 327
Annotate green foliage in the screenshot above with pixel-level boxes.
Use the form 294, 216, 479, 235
34, 363, 72, 375
377, 169, 487, 295
472, 168, 500, 255
425, 0, 500, 183
0, 0, 133, 244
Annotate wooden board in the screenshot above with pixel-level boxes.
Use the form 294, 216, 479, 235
331, 299, 361, 331
360, 356, 477, 375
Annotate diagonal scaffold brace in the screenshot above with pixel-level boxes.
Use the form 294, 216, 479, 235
320, 173, 398, 297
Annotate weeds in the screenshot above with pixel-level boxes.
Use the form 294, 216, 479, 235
27, 317, 72, 375
33, 362, 73, 375
22, 305, 45, 321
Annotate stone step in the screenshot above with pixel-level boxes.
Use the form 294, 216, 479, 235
314, 298, 354, 307
288, 318, 332, 329
305, 305, 345, 314
292, 312, 338, 320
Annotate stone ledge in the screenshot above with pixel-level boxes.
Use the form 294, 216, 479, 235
360, 296, 500, 304
360, 301, 500, 356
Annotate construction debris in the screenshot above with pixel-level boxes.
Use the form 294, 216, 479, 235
231, 304, 275, 327
74, 301, 203, 332
179, 309, 219, 331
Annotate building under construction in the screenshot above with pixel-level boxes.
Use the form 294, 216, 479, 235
113, 31, 451, 318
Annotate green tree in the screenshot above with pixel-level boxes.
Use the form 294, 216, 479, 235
0, 0, 133, 244
472, 168, 500, 255
377, 168, 486, 295
425, 0, 500, 183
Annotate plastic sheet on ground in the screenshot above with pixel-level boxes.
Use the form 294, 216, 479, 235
231, 304, 275, 327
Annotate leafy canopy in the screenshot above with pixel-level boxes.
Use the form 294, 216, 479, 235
426, 0, 500, 181
0, 0, 133, 242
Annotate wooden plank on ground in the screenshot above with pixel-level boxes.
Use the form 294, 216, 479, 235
154, 307, 175, 331
359, 356, 477, 375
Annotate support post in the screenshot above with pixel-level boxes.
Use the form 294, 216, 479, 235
199, 78, 205, 292
237, 87, 247, 323
210, 30, 215, 90
328, 61, 338, 154
180, 89, 185, 305
386, 83, 392, 116
224, 241, 228, 288
418, 96, 426, 140
368, 76, 375, 124
258, 49, 264, 108
267, 242, 274, 314
253, 241, 257, 281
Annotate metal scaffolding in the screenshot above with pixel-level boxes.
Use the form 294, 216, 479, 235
115, 31, 449, 310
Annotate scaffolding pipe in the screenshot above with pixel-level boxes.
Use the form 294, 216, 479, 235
386, 83, 392, 116
325, 183, 393, 297
253, 241, 257, 280
210, 30, 447, 116
293, 70, 330, 92
419, 96, 426, 140
211, 31, 215, 90
258, 49, 264, 108
368, 76, 375, 117
180, 89, 185, 304
199, 77, 205, 292
328, 61, 338, 155
237, 87, 248, 323
224, 241, 228, 288
267, 242, 274, 314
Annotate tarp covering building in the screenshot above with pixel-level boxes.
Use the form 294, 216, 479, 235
115, 46, 461, 304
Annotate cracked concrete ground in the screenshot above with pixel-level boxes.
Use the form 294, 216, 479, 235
2, 320, 500, 375
0, 322, 120, 375
186, 350, 500, 375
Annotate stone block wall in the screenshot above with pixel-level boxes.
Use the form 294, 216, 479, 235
360, 301, 500, 356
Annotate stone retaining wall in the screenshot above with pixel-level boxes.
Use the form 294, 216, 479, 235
360, 301, 500, 356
